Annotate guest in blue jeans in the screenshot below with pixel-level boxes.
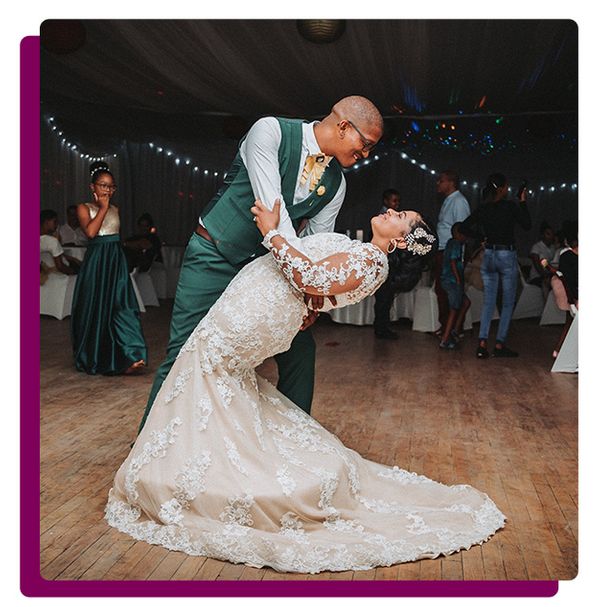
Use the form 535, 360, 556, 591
460, 173, 531, 358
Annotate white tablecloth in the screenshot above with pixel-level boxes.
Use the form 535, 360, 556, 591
161, 245, 186, 298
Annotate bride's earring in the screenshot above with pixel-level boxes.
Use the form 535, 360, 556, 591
387, 239, 398, 254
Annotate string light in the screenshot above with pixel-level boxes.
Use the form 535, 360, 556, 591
386, 148, 577, 194
45, 117, 575, 195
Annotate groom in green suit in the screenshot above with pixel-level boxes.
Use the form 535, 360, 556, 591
138, 96, 383, 432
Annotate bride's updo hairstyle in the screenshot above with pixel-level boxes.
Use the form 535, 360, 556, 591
393, 213, 438, 292
89, 160, 113, 183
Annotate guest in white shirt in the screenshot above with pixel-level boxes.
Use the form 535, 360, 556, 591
58, 205, 88, 246
529, 223, 556, 286
40, 209, 77, 275
433, 170, 470, 331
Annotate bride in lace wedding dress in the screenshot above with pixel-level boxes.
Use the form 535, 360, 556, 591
105, 201, 505, 573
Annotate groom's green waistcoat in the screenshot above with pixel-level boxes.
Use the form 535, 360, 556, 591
201, 118, 343, 265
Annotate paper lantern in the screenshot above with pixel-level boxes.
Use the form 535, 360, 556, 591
297, 20, 346, 44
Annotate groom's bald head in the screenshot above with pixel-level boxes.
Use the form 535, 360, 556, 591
330, 96, 384, 133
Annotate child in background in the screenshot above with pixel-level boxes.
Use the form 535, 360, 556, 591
439, 222, 471, 349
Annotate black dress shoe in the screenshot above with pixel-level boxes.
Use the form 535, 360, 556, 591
375, 329, 399, 340
493, 345, 519, 357
476, 345, 489, 359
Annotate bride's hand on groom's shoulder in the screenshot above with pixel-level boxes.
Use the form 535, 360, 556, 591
251, 198, 280, 236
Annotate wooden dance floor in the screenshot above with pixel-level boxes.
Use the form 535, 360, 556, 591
39, 304, 578, 581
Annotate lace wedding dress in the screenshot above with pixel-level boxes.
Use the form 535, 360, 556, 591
105, 233, 505, 573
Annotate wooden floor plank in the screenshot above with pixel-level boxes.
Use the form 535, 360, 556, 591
193, 558, 227, 581
170, 556, 208, 581
125, 545, 171, 581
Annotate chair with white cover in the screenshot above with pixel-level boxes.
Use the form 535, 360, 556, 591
40, 271, 77, 320
148, 261, 167, 299
539, 290, 566, 325
464, 285, 500, 325
130, 268, 157, 308
512, 270, 545, 319
551, 311, 578, 373
411, 284, 440, 333
128, 271, 147, 312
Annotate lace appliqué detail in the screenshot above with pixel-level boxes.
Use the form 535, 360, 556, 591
164, 368, 193, 404
276, 465, 296, 497
219, 493, 255, 526
224, 437, 248, 476
194, 396, 213, 432
125, 418, 182, 503
216, 377, 235, 409
174, 452, 212, 504
158, 498, 184, 526
378, 466, 435, 486
279, 512, 309, 544
158, 451, 212, 526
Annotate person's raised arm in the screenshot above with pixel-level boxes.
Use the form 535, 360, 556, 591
251, 199, 386, 297
77, 192, 110, 239
240, 117, 304, 251
515, 188, 532, 231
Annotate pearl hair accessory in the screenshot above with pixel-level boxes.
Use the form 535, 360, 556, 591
404, 227, 436, 256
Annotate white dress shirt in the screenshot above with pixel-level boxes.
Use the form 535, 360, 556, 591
437, 190, 471, 250
529, 240, 557, 280
201, 117, 346, 252
40, 234, 64, 268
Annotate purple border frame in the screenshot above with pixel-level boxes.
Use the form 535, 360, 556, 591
22, 33, 558, 598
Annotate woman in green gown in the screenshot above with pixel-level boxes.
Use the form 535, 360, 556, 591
71, 162, 147, 375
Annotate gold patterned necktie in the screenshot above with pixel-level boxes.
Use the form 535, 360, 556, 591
300, 154, 332, 192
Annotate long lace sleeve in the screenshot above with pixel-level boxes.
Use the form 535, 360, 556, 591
262, 230, 388, 298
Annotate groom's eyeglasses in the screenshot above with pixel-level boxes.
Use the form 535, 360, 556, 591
346, 120, 376, 152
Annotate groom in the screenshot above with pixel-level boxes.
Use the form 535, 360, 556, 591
138, 96, 383, 432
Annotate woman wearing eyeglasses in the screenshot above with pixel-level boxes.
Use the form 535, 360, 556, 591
71, 161, 147, 375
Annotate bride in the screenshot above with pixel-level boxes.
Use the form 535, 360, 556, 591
105, 200, 505, 574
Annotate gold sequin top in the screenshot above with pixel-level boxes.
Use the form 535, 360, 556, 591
85, 203, 120, 236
